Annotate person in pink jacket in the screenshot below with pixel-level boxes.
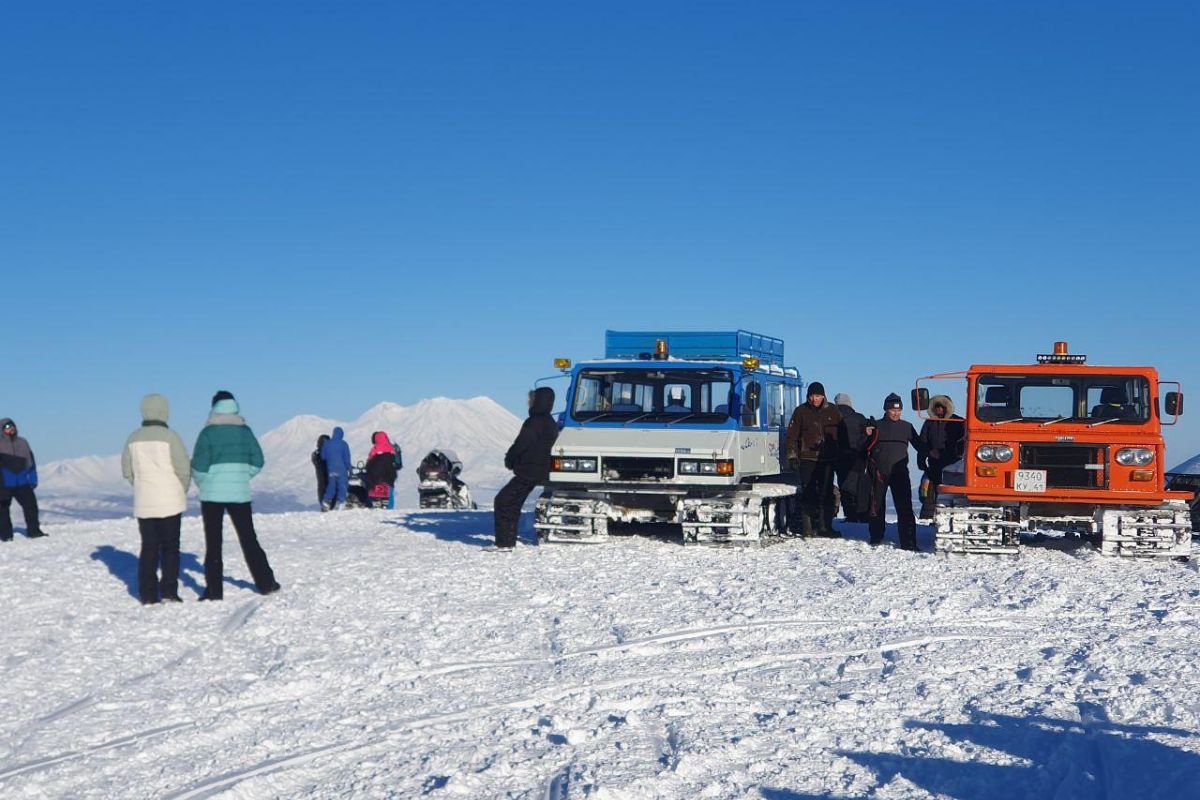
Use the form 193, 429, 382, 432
365, 432, 400, 508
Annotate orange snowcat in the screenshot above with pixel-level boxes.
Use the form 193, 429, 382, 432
913, 342, 1192, 558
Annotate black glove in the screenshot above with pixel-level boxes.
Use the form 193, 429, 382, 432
787, 457, 800, 472
917, 458, 928, 471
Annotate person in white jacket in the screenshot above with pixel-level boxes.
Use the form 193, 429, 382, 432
121, 394, 191, 605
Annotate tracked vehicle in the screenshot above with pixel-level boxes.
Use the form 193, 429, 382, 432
914, 342, 1191, 558
535, 331, 803, 544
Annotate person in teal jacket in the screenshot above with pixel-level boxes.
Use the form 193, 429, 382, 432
192, 390, 280, 599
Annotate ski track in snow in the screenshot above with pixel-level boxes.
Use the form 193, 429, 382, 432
0, 510, 1198, 799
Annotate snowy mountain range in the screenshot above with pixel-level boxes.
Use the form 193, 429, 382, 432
37, 397, 522, 521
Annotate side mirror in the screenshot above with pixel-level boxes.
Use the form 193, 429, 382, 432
746, 383, 760, 411
1166, 392, 1184, 416
912, 388, 930, 412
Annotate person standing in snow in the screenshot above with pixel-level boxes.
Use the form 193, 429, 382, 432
0, 418, 45, 541
365, 431, 399, 508
121, 394, 191, 604
784, 382, 843, 537
192, 391, 279, 599
833, 393, 871, 523
492, 387, 558, 550
312, 434, 331, 508
320, 427, 352, 511
917, 395, 965, 520
864, 393, 925, 551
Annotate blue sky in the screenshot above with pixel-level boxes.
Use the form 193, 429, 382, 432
3, 1, 1198, 462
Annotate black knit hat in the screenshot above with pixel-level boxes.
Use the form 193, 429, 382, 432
212, 390, 236, 406
807, 381, 826, 398
884, 392, 903, 410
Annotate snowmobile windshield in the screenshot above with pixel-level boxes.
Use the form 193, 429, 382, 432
572, 368, 733, 423
974, 374, 1152, 424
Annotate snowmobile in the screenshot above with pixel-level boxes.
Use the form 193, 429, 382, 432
1166, 453, 1200, 534
341, 462, 372, 509
417, 449, 476, 509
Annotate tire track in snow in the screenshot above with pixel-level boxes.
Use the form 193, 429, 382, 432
0, 722, 196, 783
160, 632, 1008, 799
390, 616, 1014, 683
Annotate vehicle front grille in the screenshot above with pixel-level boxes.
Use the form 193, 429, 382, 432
1019, 444, 1108, 490
602, 457, 674, 482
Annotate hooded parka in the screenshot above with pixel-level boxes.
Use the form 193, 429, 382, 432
122, 394, 191, 518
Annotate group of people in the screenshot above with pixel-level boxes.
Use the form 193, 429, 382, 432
121, 391, 281, 605
784, 382, 964, 551
311, 429, 403, 510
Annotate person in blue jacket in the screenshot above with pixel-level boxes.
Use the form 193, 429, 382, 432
0, 418, 45, 540
320, 427, 352, 511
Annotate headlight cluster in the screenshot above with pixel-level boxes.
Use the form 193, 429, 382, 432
1116, 448, 1154, 467
553, 457, 598, 473
976, 444, 1014, 463
678, 459, 735, 476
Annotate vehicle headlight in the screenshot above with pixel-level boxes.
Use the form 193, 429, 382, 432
976, 445, 1013, 463
699, 462, 717, 474
679, 460, 699, 474
553, 457, 598, 472
1116, 448, 1154, 467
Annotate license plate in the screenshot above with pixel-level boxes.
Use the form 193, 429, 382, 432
1014, 469, 1047, 493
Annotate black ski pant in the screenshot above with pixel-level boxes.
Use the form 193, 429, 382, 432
0, 485, 41, 540
869, 461, 918, 550
315, 471, 329, 507
795, 460, 837, 533
493, 476, 539, 548
137, 514, 182, 603
200, 501, 277, 597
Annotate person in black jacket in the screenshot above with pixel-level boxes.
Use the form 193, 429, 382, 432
917, 395, 966, 520
833, 393, 870, 523
312, 434, 330, 509
492, 387, 559, 550
865, 393, 926, 551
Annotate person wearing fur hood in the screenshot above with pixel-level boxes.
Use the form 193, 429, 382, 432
917, 395, 965, 520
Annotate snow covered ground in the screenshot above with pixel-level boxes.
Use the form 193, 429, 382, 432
1, 511, 1199, 799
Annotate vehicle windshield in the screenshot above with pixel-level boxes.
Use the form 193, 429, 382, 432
975, 374, 1152, 423
572, 368, 734, 422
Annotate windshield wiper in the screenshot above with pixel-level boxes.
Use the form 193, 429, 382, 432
666, 413, 700, 426
1039, 417, 1070, 427
992, 417, 1025, 426
1088, 417, 1122, 428
623, 412, 657, 426
581, 413, 618, 425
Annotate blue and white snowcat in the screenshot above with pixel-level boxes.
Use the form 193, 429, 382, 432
536, 331, 804, 545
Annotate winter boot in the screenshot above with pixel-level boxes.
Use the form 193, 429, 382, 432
799, 511, 816, 539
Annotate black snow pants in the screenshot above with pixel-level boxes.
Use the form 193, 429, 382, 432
493, 476, 539, 548
137, 514, 182, 603
0, 485, 42, 540
868, 461, 918, 550
795, 460, 837, 535
200, 501, 277, 598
